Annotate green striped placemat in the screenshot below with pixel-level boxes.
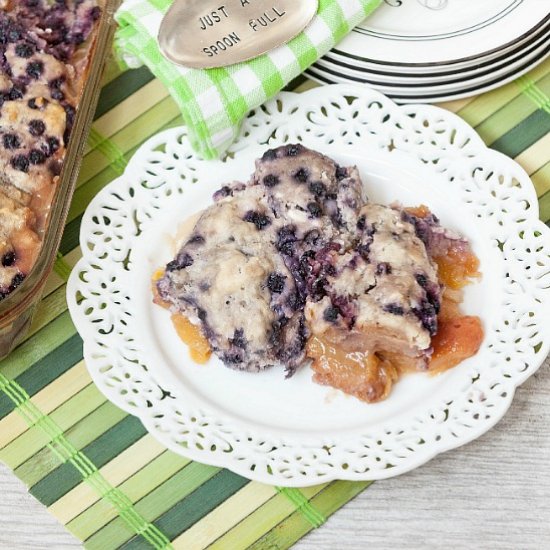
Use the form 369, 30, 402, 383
1, 54, 550, 550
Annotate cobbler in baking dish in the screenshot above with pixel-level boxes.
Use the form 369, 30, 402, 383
155, 144, 483, 403
0, 0, 101, 299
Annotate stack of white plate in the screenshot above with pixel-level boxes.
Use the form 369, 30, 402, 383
306, 0, 550, 103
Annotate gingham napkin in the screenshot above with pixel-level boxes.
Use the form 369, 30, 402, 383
115, 0, 381, 159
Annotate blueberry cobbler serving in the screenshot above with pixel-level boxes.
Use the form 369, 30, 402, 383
0, 0, 101, 300
155, 145, 484, 403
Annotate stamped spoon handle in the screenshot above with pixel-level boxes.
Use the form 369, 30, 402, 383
158, 0, 319, 69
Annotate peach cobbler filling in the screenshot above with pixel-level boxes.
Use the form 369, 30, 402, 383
307, 248, 483, 402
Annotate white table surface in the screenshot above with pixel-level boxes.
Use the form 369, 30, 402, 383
1, 355, 549, 550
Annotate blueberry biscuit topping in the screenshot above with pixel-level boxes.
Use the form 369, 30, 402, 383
158, 187, 304, 373
0, 1, 101, 300
157, 144, 483, 405
157, 147, 482, 401
305, 203, 441, 369
158, 145, 366, 375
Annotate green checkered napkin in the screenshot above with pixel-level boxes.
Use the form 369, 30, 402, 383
114, 0, 381, 159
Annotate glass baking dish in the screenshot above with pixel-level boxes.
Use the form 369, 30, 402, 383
0, 0, 119, 359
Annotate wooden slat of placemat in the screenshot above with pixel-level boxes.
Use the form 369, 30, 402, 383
1, 54, 550, 550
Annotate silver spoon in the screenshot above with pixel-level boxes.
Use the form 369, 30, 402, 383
158, 0, 319, 69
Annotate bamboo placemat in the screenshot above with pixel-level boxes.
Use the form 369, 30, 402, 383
1, 55, 549, 550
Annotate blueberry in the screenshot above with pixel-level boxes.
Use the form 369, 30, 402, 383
47, 136, 60, 155
413, 300, 438, 335
401, 211, 433, 247
376, 262, 392, 275
50, 77, 64, 89
165, 260, 179, 272
3, 133, 20, 150
230, 328, 247, 349
215, 185, 232, 198
416, 273, 428, 288
323, 306, 339, 322
243, 210, 271, 231
197, 308, 207, 322
90, 6, 102, 21
357, 215, 366, 231
26, 60, 44, 79
8, 272, 24, 292
278, 225, 296, 241
332, 295, 355, 325
49, 78, 65, 100
261, 149, 277, 161
222, 352, 244, 365
276, 226, 297, 254
71, 32, 84, 45
358, 243, 370, 260
10, 154, 29, 172
263, 174, 280, 187
45, 16, 66, 32
278, 241, 294, 256
28, 119, 46, 137
267, 273, 286, 294
15, 43, 34, 58
8, 28, 22, 43
0, 19, 21, 45
1, 251, 15, 267
293, 167, 309, 183
335, 166, 348, 180
179, 253, 194, 268
27, 98, 37, 109
307, 202, 322, 218
64, 105, 76, 126
29, 149, 46, 165
384, 303, 405, 316
8, 86, 24, 100
308, 181, 326, 197
166, 252, 193, 271
278, 316, 308, 370
285, 144, 302, 157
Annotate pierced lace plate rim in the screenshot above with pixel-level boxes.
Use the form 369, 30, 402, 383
67, 84, 550, 486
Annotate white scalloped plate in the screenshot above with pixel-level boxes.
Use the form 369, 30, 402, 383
340, 0, 550, 65
67, 85, 550, 487
306, 47, 550, 103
